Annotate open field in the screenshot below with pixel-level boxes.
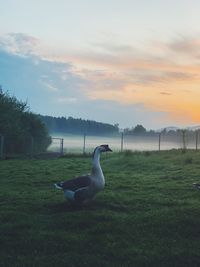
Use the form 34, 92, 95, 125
1, 150, 200, 266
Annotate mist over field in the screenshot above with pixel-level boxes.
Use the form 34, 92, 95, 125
48, 132, 199, 153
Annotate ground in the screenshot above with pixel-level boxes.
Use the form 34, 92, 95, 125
1, 150, 200, 267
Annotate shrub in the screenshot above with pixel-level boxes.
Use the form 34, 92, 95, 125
0, 88, 51, 154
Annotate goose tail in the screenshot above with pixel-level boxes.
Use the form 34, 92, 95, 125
54, 182, 64, 190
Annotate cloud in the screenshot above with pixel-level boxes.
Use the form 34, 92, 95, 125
0, 47, 88, 117
130, 70, 197, 86
1, 32, 200, 128
168, 37, 200, 55
89, 41, 135, 55
0, 33, 40, 56
164, 71, 196, 81
53, 36, 200, 93
160, 91, 172, 96
153, 36, 200, 65
0, 45, 167, 129
42, 82, 59, 92
52, 35, 200, 127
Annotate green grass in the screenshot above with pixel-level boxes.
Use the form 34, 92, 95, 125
1, 150, 200, 266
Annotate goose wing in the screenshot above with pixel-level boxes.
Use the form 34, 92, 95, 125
60, 175, 91, 191
74, 187, 92, 203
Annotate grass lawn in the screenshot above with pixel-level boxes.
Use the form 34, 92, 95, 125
1, 150, 200, 267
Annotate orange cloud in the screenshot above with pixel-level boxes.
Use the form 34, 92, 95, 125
83, 68, 200, 125
12, 33, 200, 126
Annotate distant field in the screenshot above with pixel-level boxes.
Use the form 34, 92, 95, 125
1, 150, 200, 266
48, 133, 187, 153
49, 133, 122, 153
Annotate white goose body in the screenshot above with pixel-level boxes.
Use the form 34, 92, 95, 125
54, 144, 112, 204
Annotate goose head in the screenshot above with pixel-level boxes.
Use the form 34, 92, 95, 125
99, 144, 112, 153
92, 144, 112, 158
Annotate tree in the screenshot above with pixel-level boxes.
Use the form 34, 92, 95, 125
39, 115, 119, 136
0, 88, 51, 154
133, 124, 146, 135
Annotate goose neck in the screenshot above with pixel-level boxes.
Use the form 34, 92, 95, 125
92, 148, 101, 167
92, 148, 102, 175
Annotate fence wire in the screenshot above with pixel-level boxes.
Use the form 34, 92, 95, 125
1, 131, 200, 158
48, 131, 200, 154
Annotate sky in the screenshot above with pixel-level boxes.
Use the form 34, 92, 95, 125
1, 0, 200, 129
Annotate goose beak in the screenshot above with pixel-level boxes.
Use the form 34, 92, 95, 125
105, 145, 112, 152
100, 144, 112, 152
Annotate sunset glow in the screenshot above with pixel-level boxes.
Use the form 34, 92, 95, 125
1, 0, 200, 129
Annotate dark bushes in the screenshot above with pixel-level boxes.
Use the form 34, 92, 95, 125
0, 88, 51, 154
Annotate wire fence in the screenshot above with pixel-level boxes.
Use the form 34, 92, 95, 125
1, 130, 199, 159
48, 130, 200, 155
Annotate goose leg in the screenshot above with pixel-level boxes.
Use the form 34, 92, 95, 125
64, 190, 75, 201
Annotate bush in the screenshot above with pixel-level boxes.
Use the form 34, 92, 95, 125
0, 88, 51, 154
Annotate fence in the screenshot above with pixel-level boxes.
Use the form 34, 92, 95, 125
0, 134, 4, 159
0, 135, 49, 159
1, 130, 199, 158
51, 138, 64, 155
48, 130, 200, 154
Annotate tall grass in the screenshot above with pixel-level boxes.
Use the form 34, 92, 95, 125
1, 150, 200, 266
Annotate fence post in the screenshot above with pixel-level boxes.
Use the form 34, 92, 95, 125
0, 135, 4, 159
83, 133, 86, 154
196, 130, 199, 151
30, 137, 34, 157
60, 138, 64, 155
158, 132, 161, 151
121, 132, 124, 152
182, 130, 187, 150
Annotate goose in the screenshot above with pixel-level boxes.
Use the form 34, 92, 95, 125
54, 144, 112, 204
193, 183, 200, 189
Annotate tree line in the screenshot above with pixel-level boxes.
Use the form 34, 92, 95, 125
124, 124, 153, 135
39, 115, 119, 136
0, 88, 51, 154
124, 124, 200, 137
38, 114, 200, 138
